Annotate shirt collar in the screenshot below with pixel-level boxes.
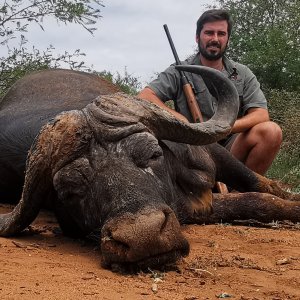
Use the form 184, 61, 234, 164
187, 53, 237, 76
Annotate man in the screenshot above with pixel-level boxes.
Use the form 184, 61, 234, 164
138, 9, 282, 175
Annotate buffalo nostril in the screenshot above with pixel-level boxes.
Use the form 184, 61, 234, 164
101, 230, 130, 251
160, 210, 171, 234
101, 207, 190, 268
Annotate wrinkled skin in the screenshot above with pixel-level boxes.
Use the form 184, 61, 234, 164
0, 69, 119, 201
0, 67, 299, 271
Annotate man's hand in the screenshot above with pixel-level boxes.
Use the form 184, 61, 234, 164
231, 108, 269, 133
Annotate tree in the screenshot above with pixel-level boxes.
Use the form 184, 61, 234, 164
212, 0, 300, 91
97, 68, 142, 95
0, 0, 104, 45
209, 1, 299, 189
0, 0, 104, 96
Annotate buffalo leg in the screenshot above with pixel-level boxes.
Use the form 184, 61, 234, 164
196, 192, 300, 224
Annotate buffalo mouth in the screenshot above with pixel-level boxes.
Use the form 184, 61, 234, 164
101, 246, 189, 272
100, 207, 190, 272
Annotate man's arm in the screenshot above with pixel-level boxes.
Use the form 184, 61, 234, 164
138, 87, 189, 123
231, 108, 269, 133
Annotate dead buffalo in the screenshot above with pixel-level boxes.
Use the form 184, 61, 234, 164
0, 66, 299, 270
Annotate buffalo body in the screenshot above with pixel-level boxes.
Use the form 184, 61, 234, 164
0, 67, 299, 270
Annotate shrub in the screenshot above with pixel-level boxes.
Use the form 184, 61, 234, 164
266, 89, 300, 191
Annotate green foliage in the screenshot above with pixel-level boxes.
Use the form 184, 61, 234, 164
267, 151, 300, 193
267, 89, 300, 153
0, 1, 140, 99
0, 0, 104, 45
97, 68, 142, 95
0, 0, 104, 96
266, 89, 300, 190
213, 0, 300, 91
0, 41, 90, 98
210, 0, 300, 188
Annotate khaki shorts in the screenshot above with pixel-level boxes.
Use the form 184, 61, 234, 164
218, 133, 238, 151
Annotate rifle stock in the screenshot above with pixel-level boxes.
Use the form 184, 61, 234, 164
182, 79, 203, 123
163, 24, 203, 123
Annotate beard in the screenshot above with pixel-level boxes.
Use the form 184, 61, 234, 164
198, 40, 228, 61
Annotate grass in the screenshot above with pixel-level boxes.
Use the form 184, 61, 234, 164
267, 149, 300, 193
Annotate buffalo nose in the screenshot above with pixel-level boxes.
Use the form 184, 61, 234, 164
101, 206, 189, 269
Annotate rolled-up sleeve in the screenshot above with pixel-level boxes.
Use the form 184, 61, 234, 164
147, 66, 182, 103
240, 65, 267, 115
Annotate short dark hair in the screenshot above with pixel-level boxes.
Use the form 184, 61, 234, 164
196, 9, 233, 38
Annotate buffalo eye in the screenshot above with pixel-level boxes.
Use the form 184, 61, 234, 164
122, 132, 163, 168
53, 157, 92, 198
150, 149, 163, 160
134, 144, 163, 168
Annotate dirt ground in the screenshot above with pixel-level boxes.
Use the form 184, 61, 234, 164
0, 204, 299, 300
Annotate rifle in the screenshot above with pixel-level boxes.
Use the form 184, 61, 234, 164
163, 24, 203, 123
163, 25, 228, 194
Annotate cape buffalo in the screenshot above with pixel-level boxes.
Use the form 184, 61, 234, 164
0, 66, 299, 270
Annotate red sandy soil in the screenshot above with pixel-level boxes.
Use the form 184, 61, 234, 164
0, 204, 299, 300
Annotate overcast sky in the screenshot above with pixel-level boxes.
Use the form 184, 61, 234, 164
2, 0, 214, 87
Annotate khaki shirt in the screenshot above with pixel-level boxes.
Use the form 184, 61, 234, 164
148, 54, 267, 122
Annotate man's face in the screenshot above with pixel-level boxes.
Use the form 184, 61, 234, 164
197, 20, 229, 61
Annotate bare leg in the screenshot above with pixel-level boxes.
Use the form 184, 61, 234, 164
230, 121, 282, 175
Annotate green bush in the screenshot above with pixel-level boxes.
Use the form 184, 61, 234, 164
96, 68, 141, 96
267, 89, 300, 153
267, 151, 300, 193
266, 89, 300, 191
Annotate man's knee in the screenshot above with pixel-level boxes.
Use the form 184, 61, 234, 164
252, 121, 282, 146
229, 121, 282, 159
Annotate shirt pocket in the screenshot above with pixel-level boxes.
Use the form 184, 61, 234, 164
232, 79, 244, 97
188, 74, 218, 120
194, 85, 216, 120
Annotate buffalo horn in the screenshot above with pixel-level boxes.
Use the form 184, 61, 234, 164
144, 65, 239, 145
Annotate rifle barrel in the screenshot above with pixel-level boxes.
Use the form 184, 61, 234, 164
163, 24, 203, 123
163, 24, 181, 66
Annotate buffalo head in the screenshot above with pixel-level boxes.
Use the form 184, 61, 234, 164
0, 66, 239, 269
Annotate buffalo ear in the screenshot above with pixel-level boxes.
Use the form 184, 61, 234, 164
0, 110, 92, 236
